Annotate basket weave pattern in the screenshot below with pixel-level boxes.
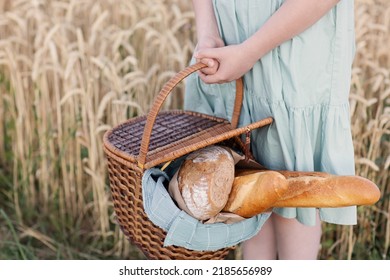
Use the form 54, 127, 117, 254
107, 155, 232, 259
103, 63, 272, 260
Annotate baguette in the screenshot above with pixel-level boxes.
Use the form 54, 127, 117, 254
222, 170, 288, 218
223, 169, 381, 218
274, 171, 381, 208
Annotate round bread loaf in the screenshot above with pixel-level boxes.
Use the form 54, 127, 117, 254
177, 145, 235, 221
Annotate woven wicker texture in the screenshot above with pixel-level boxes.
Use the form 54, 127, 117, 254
106, 111, 231, 168
107, 112, 223, 156
103, 63, 273, 259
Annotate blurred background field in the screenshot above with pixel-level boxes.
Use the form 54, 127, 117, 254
0, 0, 389, 260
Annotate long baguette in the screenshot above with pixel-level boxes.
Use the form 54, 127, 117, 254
274, 171, 381, 208
222, 170, 288, 218
223, 169, 381, 218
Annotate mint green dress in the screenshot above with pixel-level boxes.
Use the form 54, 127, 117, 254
184, 0, 357, 226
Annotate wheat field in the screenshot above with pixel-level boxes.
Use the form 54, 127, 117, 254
0, 0, 389, 260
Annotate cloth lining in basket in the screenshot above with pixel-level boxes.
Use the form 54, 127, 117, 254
142, 168, 270, 251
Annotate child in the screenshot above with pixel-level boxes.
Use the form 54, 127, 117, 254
184, 0, 357, 259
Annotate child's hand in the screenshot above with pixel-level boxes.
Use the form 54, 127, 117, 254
195, 36, 224, 76
194, 43, 257, 84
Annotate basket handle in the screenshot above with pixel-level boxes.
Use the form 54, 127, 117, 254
137, 62, 244, 169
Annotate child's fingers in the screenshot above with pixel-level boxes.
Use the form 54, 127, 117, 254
196, 57, 215, 68
198, 58, 219, 75
198, 71, 225, 84
195, 48, 226, 83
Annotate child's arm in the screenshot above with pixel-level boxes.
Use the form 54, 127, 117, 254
191, 0, 224, 75
195, 0, 341, 84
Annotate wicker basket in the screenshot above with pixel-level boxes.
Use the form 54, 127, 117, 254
103, 63, 273, 260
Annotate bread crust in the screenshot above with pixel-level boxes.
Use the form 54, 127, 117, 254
222, 170, 288, 218
224, 169, 381, 217
177, 146, 235, 220
274, 173, 381, 208
176, 152, 381, 220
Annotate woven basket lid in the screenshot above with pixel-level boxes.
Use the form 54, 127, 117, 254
103, 110, 272, 169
